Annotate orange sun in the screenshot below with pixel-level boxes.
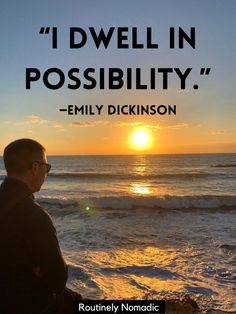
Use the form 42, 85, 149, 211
129, 127, 153, 151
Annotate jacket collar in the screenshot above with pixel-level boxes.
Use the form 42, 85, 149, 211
0, 176, 34, 209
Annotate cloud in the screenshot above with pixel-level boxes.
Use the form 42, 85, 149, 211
157, 123, 189, 130
26, 116, 65, 131
27, 115, 48, 125
210, 128, 236, 136
210, 130, 226, 135
7, 115, 66, 133
6, 115, 189, 134
114, 121, 188, 130
70, 121, 110, 128
114, 121, 143, 127
70, 122, 94, 127
53, 124, 62, 129
10, 115, 49, 126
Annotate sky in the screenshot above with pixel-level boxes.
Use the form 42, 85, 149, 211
0, 0, 236, 155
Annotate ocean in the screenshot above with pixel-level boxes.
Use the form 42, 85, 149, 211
0, 154, 236, 311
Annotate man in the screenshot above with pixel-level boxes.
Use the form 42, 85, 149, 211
0, 139, 79, 314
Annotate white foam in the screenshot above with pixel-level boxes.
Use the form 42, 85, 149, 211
37, 195, 236, 211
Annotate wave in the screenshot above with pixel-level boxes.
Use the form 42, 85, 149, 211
37, 195, 236, 211
49, 172, 120, 179
212, 164, 236, 168
100, 265, 183, 280
1, 168, 234, 183
48, 171, 221, 180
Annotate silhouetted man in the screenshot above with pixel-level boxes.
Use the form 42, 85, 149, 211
0, 139, 79, 314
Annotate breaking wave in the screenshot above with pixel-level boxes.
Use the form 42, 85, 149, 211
37, 194, 236, 211
211, 164, 236, 168
48, 171, 223, 180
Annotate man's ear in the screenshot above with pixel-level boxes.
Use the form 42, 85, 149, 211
30, 161, 38, 176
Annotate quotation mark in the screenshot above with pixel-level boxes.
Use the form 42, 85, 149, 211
193, 68, 211, 90
200, 68, 211, 75
39, 27, 50, 34
39, 27, 58, 48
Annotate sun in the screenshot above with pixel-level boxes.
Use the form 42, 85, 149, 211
129, 127, 153, 151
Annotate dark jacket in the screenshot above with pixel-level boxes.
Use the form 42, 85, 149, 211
0, 177, 68, 314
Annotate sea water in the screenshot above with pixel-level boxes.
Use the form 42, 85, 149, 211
0, 154, 235, 311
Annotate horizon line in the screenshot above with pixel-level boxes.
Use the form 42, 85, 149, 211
1, 152, 235, 158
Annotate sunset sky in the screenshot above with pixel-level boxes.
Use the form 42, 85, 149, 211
0, 0, 235, 155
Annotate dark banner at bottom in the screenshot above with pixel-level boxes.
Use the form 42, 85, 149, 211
73, 300, 165, 314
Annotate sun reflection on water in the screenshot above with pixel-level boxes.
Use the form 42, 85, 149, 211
75, 247, 184, 300
130, 183, 151, 195
130, 155, 152, 195
133, 155, 147, 176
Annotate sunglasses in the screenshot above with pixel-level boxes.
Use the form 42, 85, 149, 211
34, 161, 51, 173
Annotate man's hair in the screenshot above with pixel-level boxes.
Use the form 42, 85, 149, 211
3, 139, 45, 175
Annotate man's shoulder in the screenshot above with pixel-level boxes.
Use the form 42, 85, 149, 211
18, 196, 53, 226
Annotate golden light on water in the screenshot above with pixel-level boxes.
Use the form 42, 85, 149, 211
129, 128, 153, 151
82, 247, 184, 299
131, 183, 151, 195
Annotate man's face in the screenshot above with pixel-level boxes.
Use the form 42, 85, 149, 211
30, 151, 51, 192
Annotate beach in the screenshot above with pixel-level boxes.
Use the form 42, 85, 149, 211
0, 153, 235, 312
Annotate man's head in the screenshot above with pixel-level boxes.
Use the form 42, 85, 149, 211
3, 139, 51, 193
